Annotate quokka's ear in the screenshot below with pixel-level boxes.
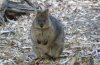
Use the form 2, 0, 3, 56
36, 8, 49, 17
44, 8, 49, 13
42, 8, 49, 15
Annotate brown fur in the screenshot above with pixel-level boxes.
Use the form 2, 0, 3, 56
31, 9, 64, 59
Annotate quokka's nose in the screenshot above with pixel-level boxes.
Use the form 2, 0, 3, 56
40, 24, 43, 28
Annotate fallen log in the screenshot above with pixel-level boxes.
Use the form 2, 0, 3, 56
5, 1, 38, 20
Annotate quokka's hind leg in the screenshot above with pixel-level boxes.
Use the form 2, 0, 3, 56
48, 44, 63, 59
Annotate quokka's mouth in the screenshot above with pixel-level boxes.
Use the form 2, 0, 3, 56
33, 25, 50, 30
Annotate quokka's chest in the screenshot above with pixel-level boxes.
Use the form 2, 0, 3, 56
33, 28, 55, 41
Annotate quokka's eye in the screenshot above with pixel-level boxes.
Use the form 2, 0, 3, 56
37, 40, 41, 44
43, 40, 48, 45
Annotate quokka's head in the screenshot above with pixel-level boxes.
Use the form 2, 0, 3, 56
33, 9, 51, 29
